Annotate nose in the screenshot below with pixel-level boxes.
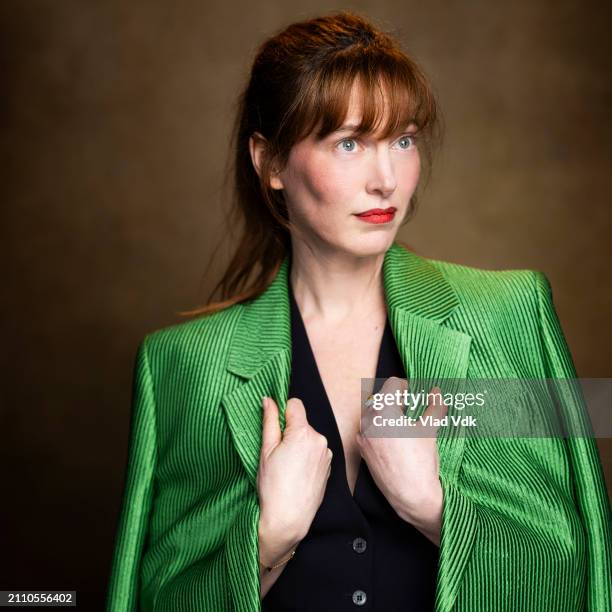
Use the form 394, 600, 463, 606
366, 146, 397, 198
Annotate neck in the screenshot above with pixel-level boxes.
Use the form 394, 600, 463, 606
288, 238, 388, 326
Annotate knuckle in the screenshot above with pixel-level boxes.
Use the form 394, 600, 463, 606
316, 432, 329, 447
381, 376, 405, 392
293, 425, 309, 439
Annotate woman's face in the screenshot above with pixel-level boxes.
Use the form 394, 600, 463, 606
256, 83, 421, 259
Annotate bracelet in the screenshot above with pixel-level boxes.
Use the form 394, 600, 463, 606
260, 548, 296, 572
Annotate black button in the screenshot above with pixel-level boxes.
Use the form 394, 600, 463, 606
352, 590, 367, 606
352, 537, 367, 554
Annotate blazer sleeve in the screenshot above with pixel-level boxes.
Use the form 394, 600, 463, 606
106, 338, 158, 611
106, 337, 261, 612
532, 271, 612, 611
436, 271, 612, 612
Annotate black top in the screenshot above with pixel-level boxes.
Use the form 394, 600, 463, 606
262, 281, 439, 611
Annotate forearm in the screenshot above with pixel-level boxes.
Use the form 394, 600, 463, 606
259, 560, 290, 599
392, 480, 444, 547
258, 515, 302, 599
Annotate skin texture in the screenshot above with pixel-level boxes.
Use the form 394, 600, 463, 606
250, 80, 444, 598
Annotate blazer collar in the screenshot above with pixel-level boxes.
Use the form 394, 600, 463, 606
227, 240, 460, 379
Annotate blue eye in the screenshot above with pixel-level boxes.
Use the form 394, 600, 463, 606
338, 138, 357, 152
396, 135, 415, 149
336, 134, 417, 152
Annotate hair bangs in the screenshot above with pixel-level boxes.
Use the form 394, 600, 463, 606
295, 52, 436, 144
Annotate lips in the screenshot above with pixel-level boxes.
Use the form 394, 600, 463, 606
354, 207, 397, 225
355, 207, 397, 217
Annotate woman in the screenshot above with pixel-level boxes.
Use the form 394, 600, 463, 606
105, 11, 611, 612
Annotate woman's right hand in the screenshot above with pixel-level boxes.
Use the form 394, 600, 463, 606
257, 396, 332, 568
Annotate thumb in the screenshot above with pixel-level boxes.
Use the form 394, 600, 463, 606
283, 397, 308, 432
260, 396, 281, 458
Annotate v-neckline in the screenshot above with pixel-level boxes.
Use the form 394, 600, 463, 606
288, 281, 390, 500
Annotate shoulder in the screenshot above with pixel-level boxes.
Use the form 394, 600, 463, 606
136, 302, 244, 378
419, 255, 560, 374
415, 254, 556, 340
426, 255, 550, 312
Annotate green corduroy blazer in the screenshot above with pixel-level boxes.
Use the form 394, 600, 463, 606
106, 241, 611, 611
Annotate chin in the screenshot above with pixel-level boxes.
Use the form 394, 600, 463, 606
341, 232, 396, 259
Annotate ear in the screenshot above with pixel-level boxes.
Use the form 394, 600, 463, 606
248, 132, 284, 190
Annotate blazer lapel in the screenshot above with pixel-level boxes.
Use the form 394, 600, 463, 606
221, 240, 474, 612
221, 259, 293, 489
382, 243, 473, 480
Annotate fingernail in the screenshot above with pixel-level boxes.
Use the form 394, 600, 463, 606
262, 396, 268, 409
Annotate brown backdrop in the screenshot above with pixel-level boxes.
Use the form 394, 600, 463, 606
2, 1, 611, 608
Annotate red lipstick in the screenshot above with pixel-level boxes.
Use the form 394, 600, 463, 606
354, 207, 396, 224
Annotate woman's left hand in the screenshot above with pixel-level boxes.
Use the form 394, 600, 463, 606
356, 378, 447, 546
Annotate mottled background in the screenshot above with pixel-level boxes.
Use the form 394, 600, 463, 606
2, 1, 610, 607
